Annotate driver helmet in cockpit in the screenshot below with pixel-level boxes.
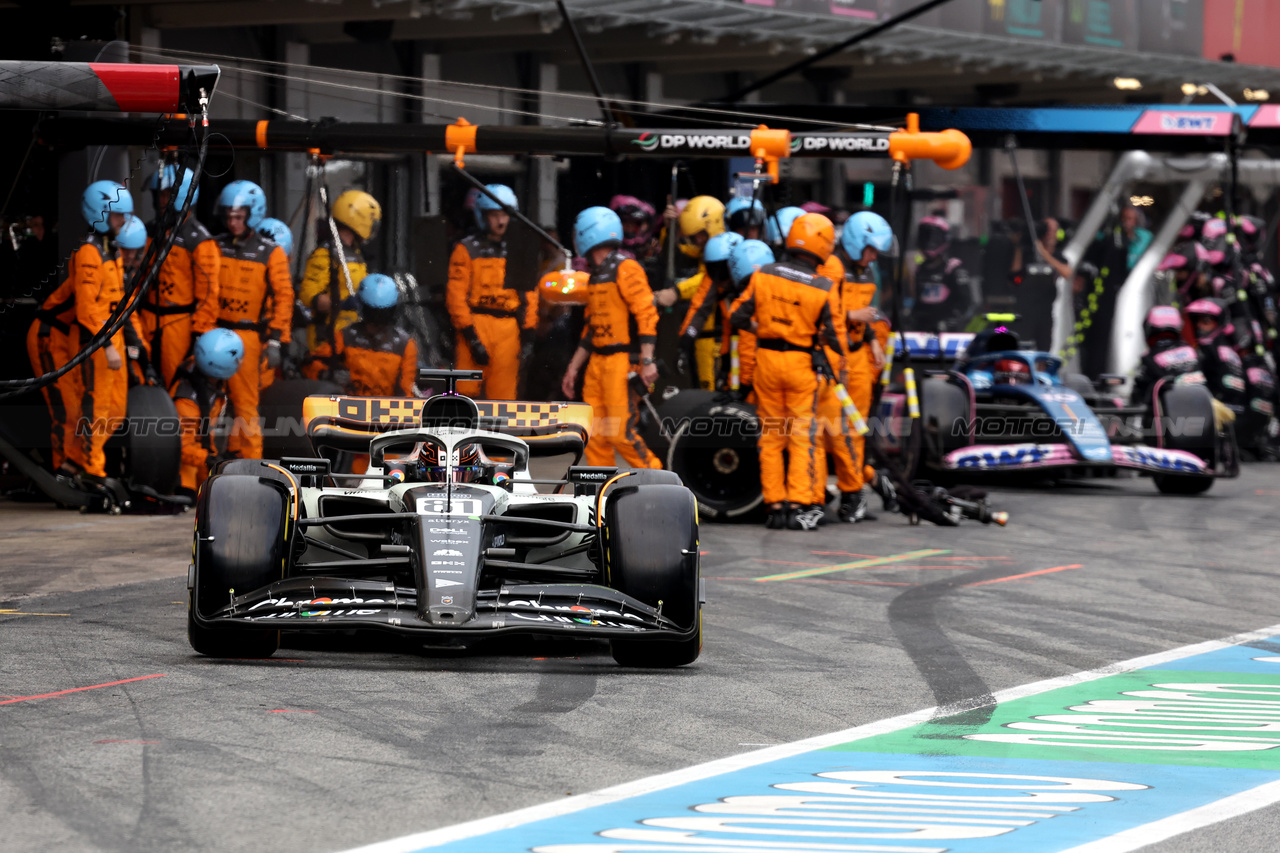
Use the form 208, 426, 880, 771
412, 441, 511, 485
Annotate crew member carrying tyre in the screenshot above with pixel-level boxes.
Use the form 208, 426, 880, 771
171, 328, 245, 498
447, 184, 538, 400
301, 189, 380, 352
678, 231, 742, 389
729, 213, 842, 531
304, 273, 419, 397
812, 211, 894, 523
560, 207, 663, 469
139, 165, 221, 387
213, 180, 294, 460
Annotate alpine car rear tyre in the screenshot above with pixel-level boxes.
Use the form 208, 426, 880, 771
1152, 383, 1216, 496
604, 483, 701, 667
189, 474, 290, 658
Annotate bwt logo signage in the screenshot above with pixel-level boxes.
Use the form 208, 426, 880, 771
1161, 115, 1218, 132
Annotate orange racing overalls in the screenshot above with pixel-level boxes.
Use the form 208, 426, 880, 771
137, 216, 220, 386
214, 231, 293, 460
446, 234, 538, 400
729, 258, 840, 506
580, 252, 661, 468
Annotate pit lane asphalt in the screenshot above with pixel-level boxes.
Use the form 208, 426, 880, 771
2, 465, 1279, 853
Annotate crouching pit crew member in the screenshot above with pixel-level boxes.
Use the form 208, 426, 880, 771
171, 328, 245, 499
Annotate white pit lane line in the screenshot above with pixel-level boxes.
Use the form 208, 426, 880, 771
337, 622, 1280, 853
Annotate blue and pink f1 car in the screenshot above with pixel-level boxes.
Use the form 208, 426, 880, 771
879, 329, 1239, 494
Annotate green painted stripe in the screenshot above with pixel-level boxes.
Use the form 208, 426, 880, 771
755, 548, 950, 582
829, 669, 1280, 771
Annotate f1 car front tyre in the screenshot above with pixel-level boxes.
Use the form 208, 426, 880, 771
1152, 383, 1217, 496
603, 482, 701, 667
188, 474, 291, 658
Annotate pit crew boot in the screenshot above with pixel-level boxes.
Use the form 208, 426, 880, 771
786, 505, 823, 531
765, 505, 788, 529
838, 491, 868, 523
870, 472, 898, 514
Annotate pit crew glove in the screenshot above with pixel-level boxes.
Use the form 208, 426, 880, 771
812, 348, 835, 382
461, 325, 489, 366
264, 339, 282, 370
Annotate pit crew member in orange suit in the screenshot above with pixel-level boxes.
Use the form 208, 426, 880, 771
138, 165, 220, 387
253, 217, 295, 392
814, 210, 895, 523
678, 231, 742, 388
300, 190, 379, 352
447, 184, 538, 400
62, 181, 135, 484
724, 239, 774, 400
729, 212, 842, 531
114, 214, 162, 388
560, 206, 662, 469
170, 328, 244, 499
303, 274, 419, 397
213, 180, 293, 460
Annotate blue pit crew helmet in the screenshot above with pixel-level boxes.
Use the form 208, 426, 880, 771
764, 206, 805, 245
194, 328, 246, 381
474, 184, 517, 231
703, 231, 745, 264
82, 180, 134, 234
841, 210, 896, 259
358, 273, 400, 311
256, 217, 294, 257
726, 197, 766, 232
574, 206, 623, 256
217, 180, 268, 229
728, 239, 775, 289
149, 164, 200, 207
116, 215, 148, 250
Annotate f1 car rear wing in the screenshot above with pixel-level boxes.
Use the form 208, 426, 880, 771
301, 396, 593, 459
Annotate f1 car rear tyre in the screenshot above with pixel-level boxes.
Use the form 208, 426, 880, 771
189, 473, 290, 658
604, 483, 701, 667
1152, 383, 1217, 496
665, 397, 762, 519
